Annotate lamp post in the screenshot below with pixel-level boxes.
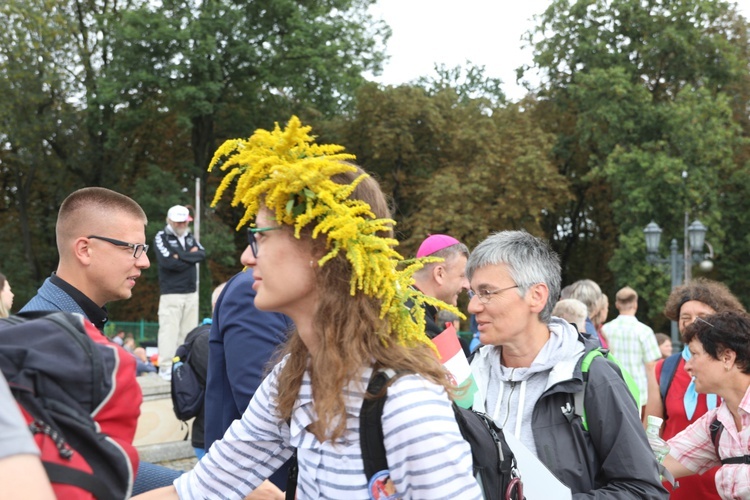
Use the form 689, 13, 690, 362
643, 214, 714, 348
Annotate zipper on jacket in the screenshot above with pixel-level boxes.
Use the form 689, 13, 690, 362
502, 368, 516, 429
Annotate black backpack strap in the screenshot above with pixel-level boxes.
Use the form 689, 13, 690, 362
659, 353, 681, 403
707, 417, 750, 464
43, 462, 116, 500
285, 449, 298, 500
286, 369, 396, 498
710, 416, 724, 454
360, 369, 395, 480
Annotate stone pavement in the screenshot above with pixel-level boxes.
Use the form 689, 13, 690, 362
159, 455, 199, 472
135, 374, 200, 472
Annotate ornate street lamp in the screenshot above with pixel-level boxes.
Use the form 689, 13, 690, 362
643, 216, 713, 348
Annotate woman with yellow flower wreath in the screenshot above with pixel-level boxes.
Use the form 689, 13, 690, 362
135, 117, 480, 500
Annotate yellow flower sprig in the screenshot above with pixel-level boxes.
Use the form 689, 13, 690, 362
208, 116, 462, 348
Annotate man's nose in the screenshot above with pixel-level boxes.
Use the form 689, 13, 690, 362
137, 254, 150, 269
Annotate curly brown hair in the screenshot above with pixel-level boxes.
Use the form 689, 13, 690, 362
272, 166, 453, 442
663, 278, 746, 322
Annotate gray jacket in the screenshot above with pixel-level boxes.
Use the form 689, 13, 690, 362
471, 339, 667, 499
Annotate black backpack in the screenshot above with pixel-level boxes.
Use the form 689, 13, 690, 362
286, 370, 524, 500
170, 324, 209, 421
0, 311, 135, 499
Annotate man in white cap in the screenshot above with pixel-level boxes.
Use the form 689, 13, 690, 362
154, 205, 205, 380
412, 234, 470, 338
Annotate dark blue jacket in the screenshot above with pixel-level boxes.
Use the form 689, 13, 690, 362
154, 227, 205, 294
204, 270, 293, 488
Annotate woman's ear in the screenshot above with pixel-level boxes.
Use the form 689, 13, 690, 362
722, 348, 737, 369
527, 282, 550, 315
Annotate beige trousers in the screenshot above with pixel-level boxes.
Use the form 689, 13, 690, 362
157, 292, 199, 370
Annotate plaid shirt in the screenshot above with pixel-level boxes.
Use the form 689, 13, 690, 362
602, 315, 661, 406
668, 384, 750, 499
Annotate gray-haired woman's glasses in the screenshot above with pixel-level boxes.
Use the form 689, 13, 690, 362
468, 284, 519, 304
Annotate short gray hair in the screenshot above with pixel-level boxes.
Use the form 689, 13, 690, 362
467, 231, 561, 323
552, 299, 588, 330
564, 279, 601, 315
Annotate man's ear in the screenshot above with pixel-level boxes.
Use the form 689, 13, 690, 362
527, 282, 550, 315
73, 237, 93, 266
432, 264, 446, 285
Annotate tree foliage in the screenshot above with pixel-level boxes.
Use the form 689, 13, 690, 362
331, 83, 570, 256
524, 0, 750, 328
0, 0, 388, 319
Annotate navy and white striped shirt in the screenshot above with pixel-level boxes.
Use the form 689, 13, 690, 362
174, 358, 481, 499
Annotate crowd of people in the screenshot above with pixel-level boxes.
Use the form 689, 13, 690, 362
2, 116, 749, 499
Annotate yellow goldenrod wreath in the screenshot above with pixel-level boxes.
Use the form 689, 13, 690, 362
208, 116, 460, 348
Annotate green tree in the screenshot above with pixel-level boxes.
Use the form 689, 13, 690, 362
0, 0, 389, 318
524, 0, 750, 325
109, 0, 389, 184
331, 83, 570, 256
0, 0, 144, 294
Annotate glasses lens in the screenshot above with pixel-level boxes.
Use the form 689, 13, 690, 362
248, 229, 258, 258
134, 244, 148, 259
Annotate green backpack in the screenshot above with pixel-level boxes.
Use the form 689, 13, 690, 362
574, 348, 640, 431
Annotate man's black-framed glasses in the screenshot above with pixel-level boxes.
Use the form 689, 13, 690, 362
468, 284, 520, 304
247, 227, 282, 258
88, 235, 149, 259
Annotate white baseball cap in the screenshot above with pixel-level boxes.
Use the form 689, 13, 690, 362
167, 205, 192, 222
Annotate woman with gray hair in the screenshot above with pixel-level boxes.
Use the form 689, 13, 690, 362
468, 230, 666, 498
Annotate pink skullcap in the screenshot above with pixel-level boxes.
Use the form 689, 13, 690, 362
416, 234, 461, 258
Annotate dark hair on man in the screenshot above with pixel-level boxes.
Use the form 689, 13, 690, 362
663, 278, 745, 322
683, 311, 750, 374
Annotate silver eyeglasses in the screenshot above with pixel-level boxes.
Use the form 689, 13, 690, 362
88, 235, 149, 259
468, 284, 519, 304
247, 226, 282, 258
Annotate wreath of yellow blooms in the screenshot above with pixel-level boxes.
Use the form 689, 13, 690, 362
208, 116, 461, 348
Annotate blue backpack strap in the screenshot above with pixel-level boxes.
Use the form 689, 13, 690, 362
659, 353, 681, 402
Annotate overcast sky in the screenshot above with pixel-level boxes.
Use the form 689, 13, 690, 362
367, 0, 750, 102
